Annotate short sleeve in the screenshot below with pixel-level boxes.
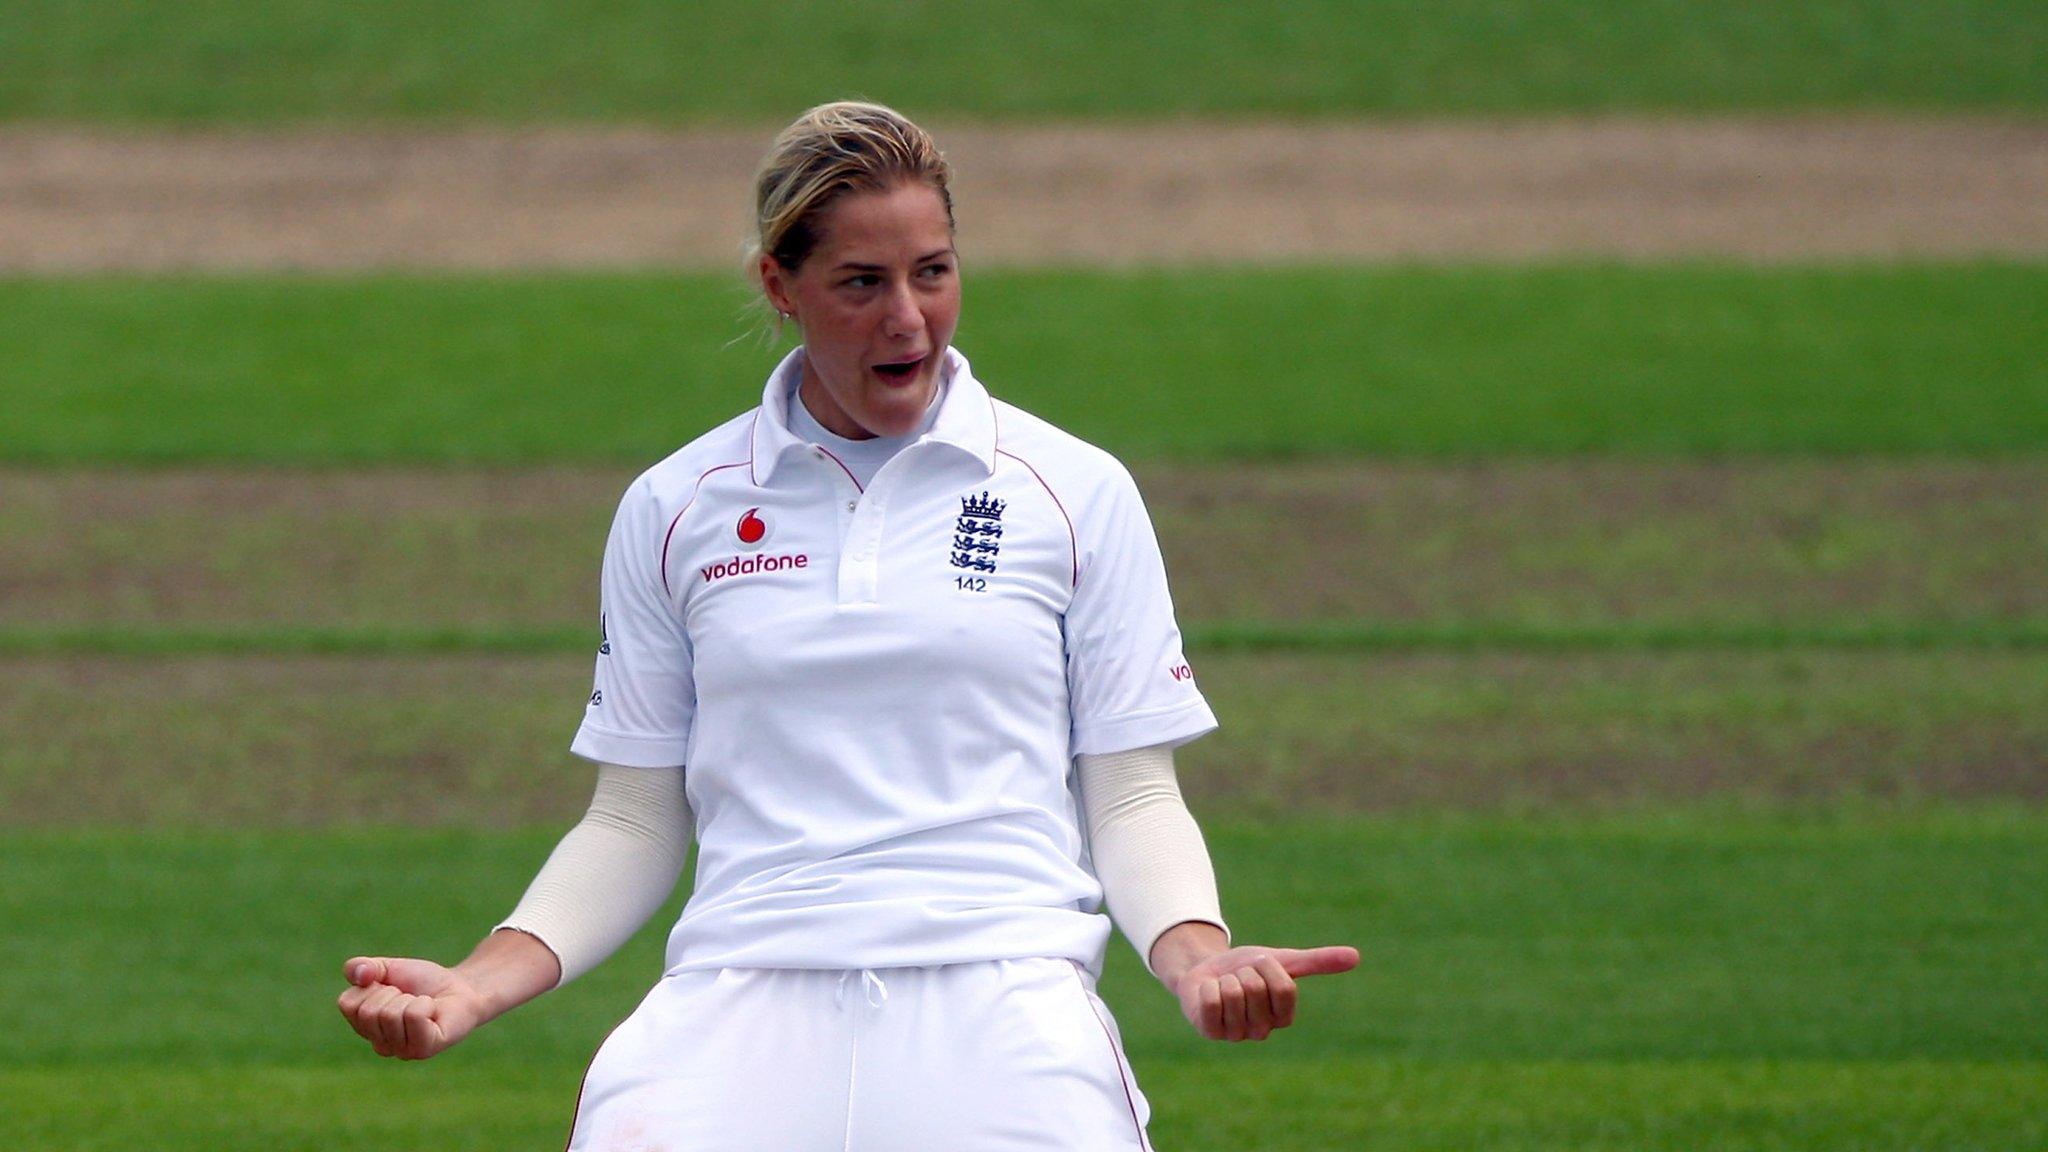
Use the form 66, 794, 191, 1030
1063, 464, 1218, 756
570, 480, 696, 767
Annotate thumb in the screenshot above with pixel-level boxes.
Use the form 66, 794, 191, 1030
1276, 945, 1361, 978
344, 956, 388, 987
370, 956, 456, 995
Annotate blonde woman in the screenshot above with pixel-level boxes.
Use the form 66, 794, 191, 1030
339, 101, 1357, 1150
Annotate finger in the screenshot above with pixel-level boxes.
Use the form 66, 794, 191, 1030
1198, 978, 1224, 1039
338, 986, 377, 1044
401, 995, 438, 1059
1219, 973, 1246, 1041
366, 1021, 397, 1058
382, 993, 412, 1056
1237, 965, 1274, 1041
344, 980, 391, 1024
386, 992, 430, 1056
342, 989, 393, 1055
353, 984, 394, 1050
337, 983, 380, 1025
1254, 954, 1298, 1031
361, 985, 407, 1053
1277, 946, 1361, 978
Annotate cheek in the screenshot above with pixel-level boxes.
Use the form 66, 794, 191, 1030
927, 293, 962, 338
803, 312, 866, 364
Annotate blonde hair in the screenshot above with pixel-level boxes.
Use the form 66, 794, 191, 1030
747, 101, 954, 284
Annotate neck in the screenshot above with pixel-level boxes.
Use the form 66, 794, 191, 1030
796, 363, 875, 440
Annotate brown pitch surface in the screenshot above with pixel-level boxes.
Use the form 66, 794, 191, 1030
2, 118, 2043, 269
5, 650, 2043, 827
4, 461, 2043, 631
4, 462, 2045, 824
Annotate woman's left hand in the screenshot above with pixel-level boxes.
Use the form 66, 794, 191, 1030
1153, 924, 1360, 1042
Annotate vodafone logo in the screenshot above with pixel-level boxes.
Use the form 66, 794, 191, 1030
735, 507, 769, 549
701, 552, 807, 584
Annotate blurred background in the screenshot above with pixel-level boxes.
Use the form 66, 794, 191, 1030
2, 3, 2044, 1148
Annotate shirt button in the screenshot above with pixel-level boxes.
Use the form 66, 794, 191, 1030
845, 500, 858, 512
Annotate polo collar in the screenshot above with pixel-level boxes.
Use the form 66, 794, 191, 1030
750, 346, 998, 485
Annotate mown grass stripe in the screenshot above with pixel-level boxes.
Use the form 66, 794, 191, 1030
7, 620, 2047, 657
4, 0, 2042, 121
0, 626, 589, 657
6, 265, 2045, 462
6, 820, 2046, 1067
1198, 619, 2048, 652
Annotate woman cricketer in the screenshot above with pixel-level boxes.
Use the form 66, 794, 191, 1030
339, 101, 1358, 1150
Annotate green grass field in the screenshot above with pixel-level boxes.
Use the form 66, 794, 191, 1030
3, 817, 2044, 1148
6, 264, 2044, 463
3, 0, 2042, 121
7, 261, 2044, 1145
7, 7, 2046, 1144
7, 1058, 2044, 1151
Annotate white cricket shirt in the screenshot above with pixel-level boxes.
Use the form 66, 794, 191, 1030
573, 347, 1217, 975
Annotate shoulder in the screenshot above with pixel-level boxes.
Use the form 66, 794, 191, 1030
633, 408, 759, 503
608, 408, 760, 538
991, 398, 1137, 497
990, 397, 1144, 522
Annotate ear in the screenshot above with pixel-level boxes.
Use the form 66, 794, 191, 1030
759, 254, 796, 319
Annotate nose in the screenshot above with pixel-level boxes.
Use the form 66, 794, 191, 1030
882, 281, 922, 338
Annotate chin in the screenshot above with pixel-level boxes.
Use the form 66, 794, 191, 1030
863, 382, 936, 435
863, 408, 926, 438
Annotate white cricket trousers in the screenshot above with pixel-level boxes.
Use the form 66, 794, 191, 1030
564, 956, 1155, 1151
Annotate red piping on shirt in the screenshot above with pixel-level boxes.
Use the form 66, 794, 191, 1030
996, 447, 1079, 588
746, 411, 763, 487
813, 445, 865, 493
660, 460, 750, 597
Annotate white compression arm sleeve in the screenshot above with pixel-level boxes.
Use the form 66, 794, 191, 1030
1075, 744, 1230, 977
495, 762, 693, 987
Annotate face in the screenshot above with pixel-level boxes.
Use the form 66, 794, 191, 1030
760, 181, 960, 440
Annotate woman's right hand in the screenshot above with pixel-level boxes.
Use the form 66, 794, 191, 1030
337, 956, 488, 1060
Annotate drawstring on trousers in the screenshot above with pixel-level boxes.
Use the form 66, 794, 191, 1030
835, 971, 890, 1150
835, 968, 889, 1009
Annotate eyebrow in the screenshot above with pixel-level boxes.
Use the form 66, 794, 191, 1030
833, 248, 956, 273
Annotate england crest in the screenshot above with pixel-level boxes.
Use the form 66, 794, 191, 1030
951, 491, 1004, 574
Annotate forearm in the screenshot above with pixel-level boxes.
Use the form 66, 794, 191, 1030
1074, 743, 1230, 981
496, 762, 693, 986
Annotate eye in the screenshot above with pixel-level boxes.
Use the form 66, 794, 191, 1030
842, 273, 881, 288
920, 262, 953, 278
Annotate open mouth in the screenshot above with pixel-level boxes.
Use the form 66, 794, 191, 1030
871, 354, 926, 381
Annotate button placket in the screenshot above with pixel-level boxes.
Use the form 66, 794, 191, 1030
813, 450, 870, 603
836, 447, 922, 606
817, 447, 858, 544
837, 494, 886, 604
